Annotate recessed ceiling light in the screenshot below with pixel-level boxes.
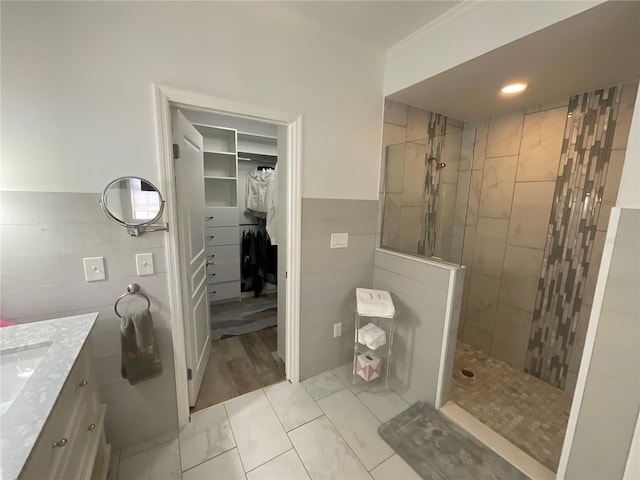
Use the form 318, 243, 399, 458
501, 83, 528, 94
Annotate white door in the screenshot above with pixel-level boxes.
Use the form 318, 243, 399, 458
276, 125, 287, 363
172, 109, 211, 406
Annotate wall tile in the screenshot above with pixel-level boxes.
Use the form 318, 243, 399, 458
524, 97, 569, 115
597, 149, 626, 232
485, 110, 525, 158
401, 142, 427, 204
612, 81, 639, 150
461, 225, 476, 269
465, 271, 500, 333
479, 155, 518, 218
472, 217, 508, 278
491, 303, 533, 370
465, 118, 489, 171
508, 182, 555, 249
462, 324, 493, 353
568, 304, 591, 375
381, 193, 400, 250
499, 245, 544, 313
398, 206, 421, 255
384, 99, 408, 127
381, 124, 406, 151
406, 106, 429, 141
582, 230, 606, 306
517, 107, 566, 182
465, 170, 482, 227
385, 144, 405, 193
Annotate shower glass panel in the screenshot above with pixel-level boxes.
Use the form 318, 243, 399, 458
381, 129, 475, 265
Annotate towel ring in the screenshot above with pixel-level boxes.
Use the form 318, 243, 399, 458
114, 283, 151, 318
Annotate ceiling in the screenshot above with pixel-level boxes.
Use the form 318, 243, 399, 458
388, 1, 640, 120
272, 1, 462, 50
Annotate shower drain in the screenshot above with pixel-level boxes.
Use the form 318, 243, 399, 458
460, 368, 475, 378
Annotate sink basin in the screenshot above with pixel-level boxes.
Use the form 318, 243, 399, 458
0, 342, 52, 416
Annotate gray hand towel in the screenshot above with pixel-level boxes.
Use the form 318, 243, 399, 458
121, 309, 162, 385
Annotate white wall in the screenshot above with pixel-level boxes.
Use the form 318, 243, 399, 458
1, 1, 384, 200
384, 1, 601, 96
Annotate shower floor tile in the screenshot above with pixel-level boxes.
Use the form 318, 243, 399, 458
450, 341, 572, 472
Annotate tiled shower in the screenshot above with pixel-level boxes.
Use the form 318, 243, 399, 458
381, 80, 638, 471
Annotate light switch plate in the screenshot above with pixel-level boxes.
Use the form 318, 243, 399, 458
83, 257, 106, 282
333, 322, 342, 338
330, 232, 349, 249
136, 253, 154, 276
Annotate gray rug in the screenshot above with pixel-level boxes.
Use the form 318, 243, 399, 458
212, 303, 277, 340
378, 402, 529, 480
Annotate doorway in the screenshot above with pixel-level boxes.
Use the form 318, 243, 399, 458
154, 85, 301, 428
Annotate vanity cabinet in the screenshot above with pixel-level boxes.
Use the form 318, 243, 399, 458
20, 343, 110, 480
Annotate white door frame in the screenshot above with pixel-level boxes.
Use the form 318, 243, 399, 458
153, 84, 302, 428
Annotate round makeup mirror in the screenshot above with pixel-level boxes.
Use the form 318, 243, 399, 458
100, 177, 167, 236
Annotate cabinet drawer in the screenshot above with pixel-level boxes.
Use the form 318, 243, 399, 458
205, 226, 239, 247
208, 281, 240, 303
207, 262, 240, 284
204, 207, 238, 227
206, 245, 239, 264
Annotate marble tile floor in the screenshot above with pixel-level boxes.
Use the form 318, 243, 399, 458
450, 341, 573, 473
110, 364, 421, 480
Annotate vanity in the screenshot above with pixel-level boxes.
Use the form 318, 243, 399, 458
0, 313, 110, 480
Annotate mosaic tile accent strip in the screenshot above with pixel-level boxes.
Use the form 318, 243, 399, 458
418, 113, 447, 256
451, 341, 572, 473
524, 86, 622, 388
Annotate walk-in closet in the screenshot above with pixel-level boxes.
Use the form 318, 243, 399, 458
179, 109, 284, 412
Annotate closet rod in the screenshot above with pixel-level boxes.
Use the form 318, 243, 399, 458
240, 223, 261, 226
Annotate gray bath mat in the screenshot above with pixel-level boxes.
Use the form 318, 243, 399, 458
378, 402, 529, 480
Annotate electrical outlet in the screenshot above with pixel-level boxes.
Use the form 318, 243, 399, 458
136, 253, 154, 276
333, 322, 342, 338
83, 257, 106, 282
330, 232, 348, 249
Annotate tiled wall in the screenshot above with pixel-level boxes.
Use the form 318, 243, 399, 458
372, 248, 465, 407
299, 198, 378, 379
0, 192, 177, 449
380, 100, 467, 263
459, 82, 638, 392
563, 208, 639, 479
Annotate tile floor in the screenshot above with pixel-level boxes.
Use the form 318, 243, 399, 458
109, 364, 421, 480
450, 341, 572, 472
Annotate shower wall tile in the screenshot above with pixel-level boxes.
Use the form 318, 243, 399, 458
568, 304, 591, 375
472, 217, 508, 278
435, 183, 458, 259
465, 271, 501, 333
499, 245, 544, 313
516, 107, 567, 182
465, 170, 482, 227
458, 277, 471, 339
479, 155, 518, 219
485, 110, 525, 158
459, 127, 476, 171
384, 99, 408, 127
400, 142, 427, 204
440, 130, 462, 184
470, 119, 489, 171
382, 193, 401, 250
597, 148, 626, 232
582, 230, 606, 306
382, 124, 406, 151
398, 206, 421, 255
491, 303, 533, 370
385, 144, 405, 193
507, 181, 555, 249
612, 81, 639, 150
461, 225, 476, 269
462, 324, 493, 353
406, 106, 430, 141
524, 97, 569, 115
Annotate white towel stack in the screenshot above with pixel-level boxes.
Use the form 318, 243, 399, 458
356, 288, 395, 318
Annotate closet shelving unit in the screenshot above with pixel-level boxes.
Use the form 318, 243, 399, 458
194, 123, 241, 304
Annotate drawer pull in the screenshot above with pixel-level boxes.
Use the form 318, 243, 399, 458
211, 291, 217, 295
207, 235, 215, 239
206, 216, 214, 220
53, 438, 68, 448
85, 423, 96, 432
206, 259, 215, 267
208, 273, 216, 277
208, 254, 215, 258
77, 379, 88, 387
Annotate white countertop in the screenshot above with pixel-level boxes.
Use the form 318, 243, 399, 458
0, 313, 98, 480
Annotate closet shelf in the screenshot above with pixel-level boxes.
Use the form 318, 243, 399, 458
205, 176, 236, 180
237, 131, 278, 141
204, 150, 236, 156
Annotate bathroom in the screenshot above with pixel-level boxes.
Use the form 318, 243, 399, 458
1, 1, 639, 479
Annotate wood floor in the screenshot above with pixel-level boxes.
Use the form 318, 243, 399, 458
192, 326, 285, 412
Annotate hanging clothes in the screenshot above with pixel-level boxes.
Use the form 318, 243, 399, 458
245, 166, 278, 245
